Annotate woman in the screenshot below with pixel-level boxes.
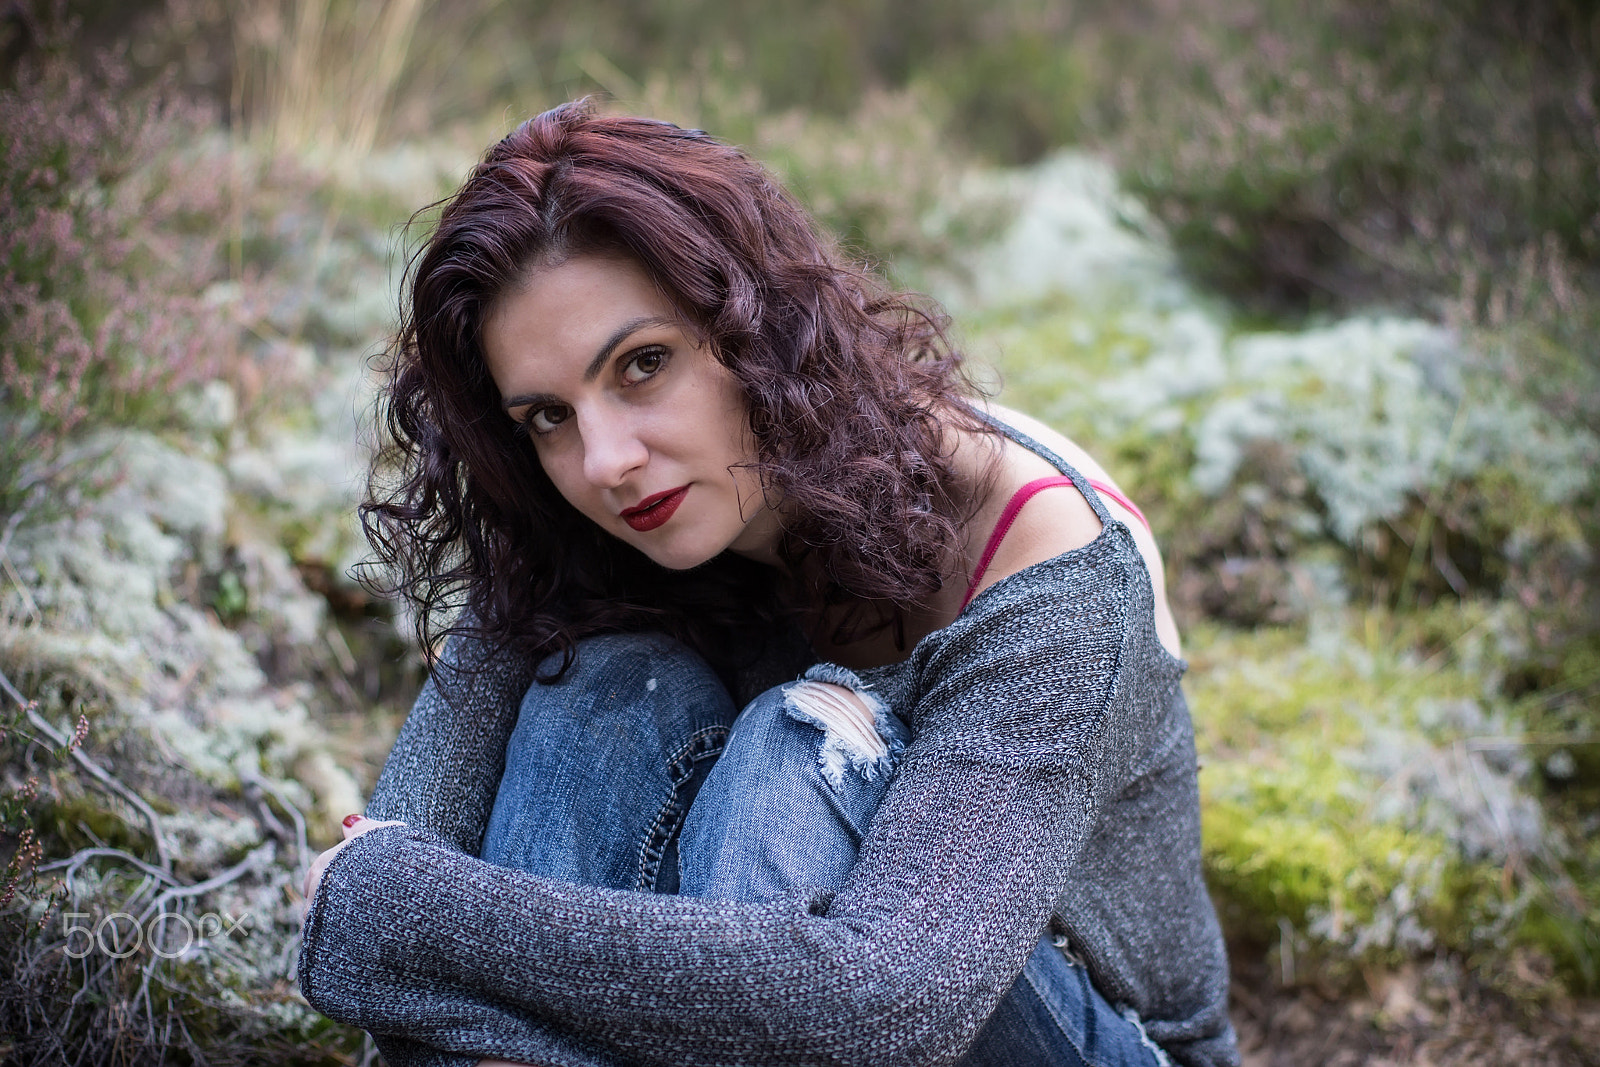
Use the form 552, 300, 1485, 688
297, 101, 1238, 1067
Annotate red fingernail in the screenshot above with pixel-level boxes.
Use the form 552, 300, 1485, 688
342, 813, 363, 827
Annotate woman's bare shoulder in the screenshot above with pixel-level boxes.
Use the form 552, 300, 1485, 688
959, 415, 1103, 605
966, 401, 1182, 657
980, 402, 1125, 488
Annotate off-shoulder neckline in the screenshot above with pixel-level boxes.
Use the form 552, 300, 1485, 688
848, 410, 1183, 680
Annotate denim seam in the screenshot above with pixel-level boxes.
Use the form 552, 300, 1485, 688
1022, 952, 1172, 1067
1021, 951, 1106, 1067
634, 725, 728, 891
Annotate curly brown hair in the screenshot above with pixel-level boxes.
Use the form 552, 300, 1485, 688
361, 100, 994, 679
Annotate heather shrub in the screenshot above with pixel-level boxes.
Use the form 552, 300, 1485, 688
342, 0, 1600, 337
971, 156, 1599, 628
368, 0, 1104, 140
2, 5, 1593, 1053
739, 90, 1012, 279
215, 0, 1022, 276
570, 75, 1013, 282
1102, 0, 1600, 339
0, 421, 372, 1060
0, 45, 237, 497
157, 0, 1600, 342
0, 15, 428, 1060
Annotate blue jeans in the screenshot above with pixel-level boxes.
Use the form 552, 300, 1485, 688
480, 633, 1166, 1067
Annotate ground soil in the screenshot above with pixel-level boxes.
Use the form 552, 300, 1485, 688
1231, 952, 1600, 1067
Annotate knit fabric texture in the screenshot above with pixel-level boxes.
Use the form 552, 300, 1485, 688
296, 419, 1239, 1067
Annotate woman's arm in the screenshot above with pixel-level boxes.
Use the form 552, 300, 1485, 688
339, 628, 536, 1067
363, 628, 534, 845
299, 545, 1141, 1067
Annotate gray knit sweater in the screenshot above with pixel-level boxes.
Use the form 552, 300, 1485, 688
297, 423, 1238, 1067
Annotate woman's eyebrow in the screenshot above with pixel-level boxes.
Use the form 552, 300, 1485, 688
501, 391, 556, 413
582, 316, 677, 381
500, 315, 678, 411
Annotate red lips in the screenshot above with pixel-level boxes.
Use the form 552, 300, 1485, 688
620, 485, 689, 532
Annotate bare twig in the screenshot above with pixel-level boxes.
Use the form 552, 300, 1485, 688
117, 873, 159, 917
0, 483, 48, 555
282, 924, 305, 979
1460, 740, 1517, 864
1375, 608, 1497, 701
241, 771, 308, 889
1464, 733, 1600, 748
135, 842, 274, 926
53, 843, 275, 1018
0, 665, 173, 870
38, 847, 181, 888
325, 622, 359, 676
0, 544, 42, 625
1397, 395, 1468, 612
1528, 662, 1600, 707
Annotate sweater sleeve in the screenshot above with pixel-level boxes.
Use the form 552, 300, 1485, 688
362, 629, 535, 849
298, 552, 1136, 1067
351, 629, 538, 1067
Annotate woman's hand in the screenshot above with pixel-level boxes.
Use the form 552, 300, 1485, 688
302, 814, 407, 902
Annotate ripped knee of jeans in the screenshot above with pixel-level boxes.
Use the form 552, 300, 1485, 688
781, 666, 906, 790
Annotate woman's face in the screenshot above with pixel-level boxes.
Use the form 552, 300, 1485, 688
482, 253, 782, 571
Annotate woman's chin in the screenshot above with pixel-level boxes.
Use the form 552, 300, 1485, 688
628, 537, 722, 572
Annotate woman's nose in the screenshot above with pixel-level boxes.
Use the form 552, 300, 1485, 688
579, 411, 649, 488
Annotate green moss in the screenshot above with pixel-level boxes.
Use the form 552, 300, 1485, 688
1183, 612, 1570, 973
1517, 902, 1600, 993
44, 795, 155, 857
972, 298, 1160, 416
1202, 791, 1449, 934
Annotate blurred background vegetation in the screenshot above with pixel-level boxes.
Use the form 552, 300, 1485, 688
1, 0, 1597, 1063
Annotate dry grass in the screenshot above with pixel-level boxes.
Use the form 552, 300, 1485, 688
231, 0, 426, 160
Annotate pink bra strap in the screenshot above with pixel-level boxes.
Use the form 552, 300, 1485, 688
959, 475, 1151, 613
1089, 479, 1150, 534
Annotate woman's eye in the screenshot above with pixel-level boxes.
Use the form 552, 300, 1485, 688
524, 405, 571, 435
620, 347, 667, 385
